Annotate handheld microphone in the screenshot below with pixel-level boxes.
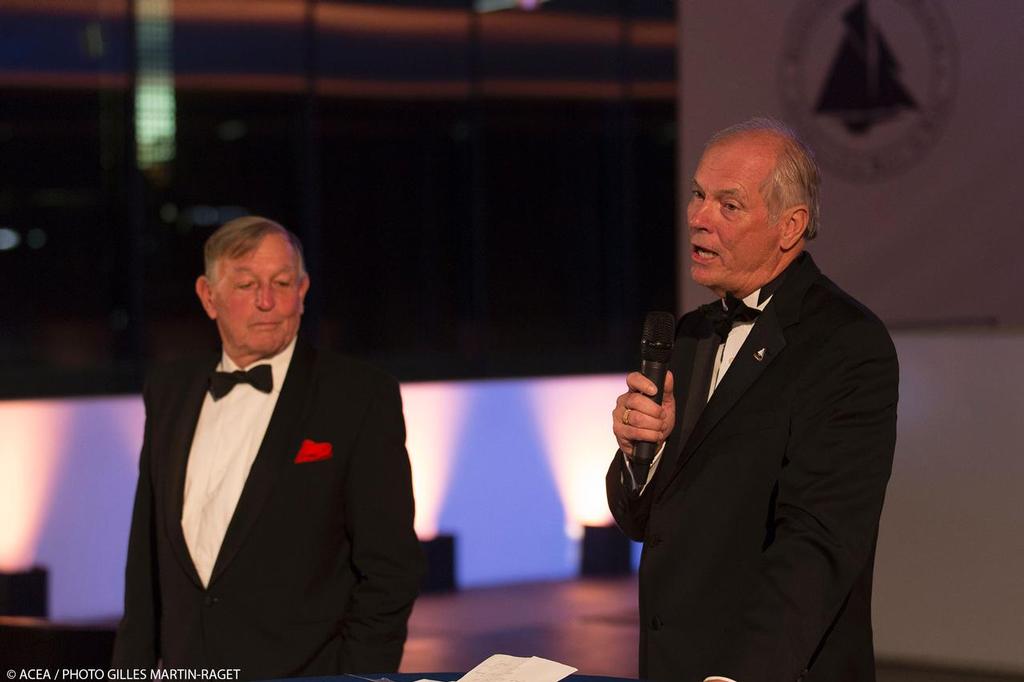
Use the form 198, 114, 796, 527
630, 311, 675, 488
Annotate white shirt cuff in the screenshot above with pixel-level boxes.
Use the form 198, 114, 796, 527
704, 677, 738, 682
623, 441, 667, 494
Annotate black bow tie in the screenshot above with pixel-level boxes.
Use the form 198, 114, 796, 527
208, 364, 273, 400
700, 294, 761, 339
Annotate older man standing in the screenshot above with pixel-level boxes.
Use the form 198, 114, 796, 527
608, 119, 898, 682
113, 216, 423, 678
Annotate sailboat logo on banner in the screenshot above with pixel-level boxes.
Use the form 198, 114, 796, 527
779, 0, 958, 182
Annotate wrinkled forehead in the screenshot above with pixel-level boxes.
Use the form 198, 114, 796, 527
214, 233, 303, 277
697, 134, 779, 183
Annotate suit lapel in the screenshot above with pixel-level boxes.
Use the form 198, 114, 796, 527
680, 306, 786, 463
207, 341, 317, 586
659, 252, 820, 492
162, 358, 215, 589
650, 328, 715, 496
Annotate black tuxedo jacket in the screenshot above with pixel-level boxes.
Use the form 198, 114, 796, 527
607, 253, 898, 682
112, 340, 424, 679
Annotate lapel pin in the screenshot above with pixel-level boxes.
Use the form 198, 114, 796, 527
753, 348, 766, 362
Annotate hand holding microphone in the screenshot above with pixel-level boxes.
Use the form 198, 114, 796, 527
612, 312, 677, 492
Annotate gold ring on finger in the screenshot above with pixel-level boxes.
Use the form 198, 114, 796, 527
622, 408, 631, 425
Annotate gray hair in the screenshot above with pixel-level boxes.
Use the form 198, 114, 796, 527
707, 117, 821, 240
203, 216, 306, 280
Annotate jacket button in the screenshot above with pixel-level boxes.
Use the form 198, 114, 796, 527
650, 616, 663, 630
648, 534, 662, 547
204, 595, 219, 607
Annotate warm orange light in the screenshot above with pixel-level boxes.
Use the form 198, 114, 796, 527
174, 0, 304, 25
400, 382, 468, 539
0, 1, 675, 49
0, 401, 72, 571
528, 375, 623, 534
480, 11, 616, 45
173, 73, 306, 93
0, 72, 129, 91
481, 80, 622, 100
630, 19, 677, 49
317, 3, 468, 37
0, 0, 128, 18
316, 78, 471, 99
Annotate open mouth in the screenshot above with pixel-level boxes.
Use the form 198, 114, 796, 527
692, 245, 718, 260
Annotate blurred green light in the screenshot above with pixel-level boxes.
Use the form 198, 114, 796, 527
135, 0, 175, 168
0, 228, 21, 251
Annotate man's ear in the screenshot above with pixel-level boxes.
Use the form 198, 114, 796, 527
780, 205, 809, 250
196, 275, 218, 320
298, 274, 310, 314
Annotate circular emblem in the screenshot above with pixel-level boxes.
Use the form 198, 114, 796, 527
779, 0, 958, 182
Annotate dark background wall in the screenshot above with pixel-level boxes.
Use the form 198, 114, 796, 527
0, 0, 678, 399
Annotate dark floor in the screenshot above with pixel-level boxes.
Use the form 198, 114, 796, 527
403, 577, 1024, 682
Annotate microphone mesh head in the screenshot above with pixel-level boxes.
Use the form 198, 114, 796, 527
641, 311, 675, 363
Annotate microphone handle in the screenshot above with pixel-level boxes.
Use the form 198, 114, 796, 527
630, 358, 668, 488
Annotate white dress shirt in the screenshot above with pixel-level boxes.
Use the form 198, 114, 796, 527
707, 289, 772, 399
181, 337, 296, 587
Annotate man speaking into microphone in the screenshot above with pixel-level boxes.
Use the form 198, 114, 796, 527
607, 118, 898, 682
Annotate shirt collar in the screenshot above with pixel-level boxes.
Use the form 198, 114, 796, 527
219, 336, 297, 396
743, 288, 770, 312
717, 287, 772, 313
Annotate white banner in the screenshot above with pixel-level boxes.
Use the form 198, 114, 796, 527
678, 0, 1024, 328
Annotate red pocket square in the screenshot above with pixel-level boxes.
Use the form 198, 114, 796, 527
295, 439, 333, 463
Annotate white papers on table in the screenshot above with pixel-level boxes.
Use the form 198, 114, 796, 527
457, 654, 577, 682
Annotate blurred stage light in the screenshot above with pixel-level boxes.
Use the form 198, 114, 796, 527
0, 228, 21, 250
475, 0, 549, 12
26, 228, 46, 249
0, 402, 70, 571
528, 375, 622, 537
159, 202, 178, 223
135, 0, 176, 168
400, 381, 467, 539
216, 119, 248, 142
